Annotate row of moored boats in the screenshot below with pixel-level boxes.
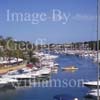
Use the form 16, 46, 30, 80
83, 80, 100, 99
0, 52, 59, 89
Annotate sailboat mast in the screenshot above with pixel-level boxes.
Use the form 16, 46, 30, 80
97, 0, 99, 99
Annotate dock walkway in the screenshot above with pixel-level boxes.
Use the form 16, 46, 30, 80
0, 64, 26, 74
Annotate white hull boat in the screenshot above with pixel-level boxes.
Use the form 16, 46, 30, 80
0, 78, 8, 88
87, 89, 100, 99
0, 77, 18, 88
83, 81, 100, 89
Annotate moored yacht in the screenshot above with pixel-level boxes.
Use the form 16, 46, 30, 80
87, 89, 100, 98
93, 53, 100, 63
0, 76, 18, 88
83, 81, 100, 89
0, 78, 8, 88
38, 67, 51, 76
2, 67, 51, 86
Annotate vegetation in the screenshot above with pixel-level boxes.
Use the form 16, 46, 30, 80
0, 35, 100, 65
30, 57, 39, 64
0, 36, 39, 64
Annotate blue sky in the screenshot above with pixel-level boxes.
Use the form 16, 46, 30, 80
0, 0, 98, 43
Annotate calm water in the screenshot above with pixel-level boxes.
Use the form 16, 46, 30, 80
0, 54, 98, 100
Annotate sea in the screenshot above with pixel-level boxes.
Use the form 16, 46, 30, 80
0, 54, 98, 100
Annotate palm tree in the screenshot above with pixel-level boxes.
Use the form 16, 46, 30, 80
27, 50, 33, 62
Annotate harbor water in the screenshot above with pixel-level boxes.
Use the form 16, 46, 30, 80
0, 54, 98, 100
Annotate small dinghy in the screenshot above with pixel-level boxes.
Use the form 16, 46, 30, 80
62, 66, 78, 71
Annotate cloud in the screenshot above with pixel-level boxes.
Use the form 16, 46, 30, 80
71, 14, 96, 21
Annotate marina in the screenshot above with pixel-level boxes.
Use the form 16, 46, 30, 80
0, 52, 99, 100
0, 0, 100, 100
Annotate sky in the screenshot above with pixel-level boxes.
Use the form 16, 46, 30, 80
0, 0, 98, 43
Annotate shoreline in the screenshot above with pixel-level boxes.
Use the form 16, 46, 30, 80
0, 64, 26, 74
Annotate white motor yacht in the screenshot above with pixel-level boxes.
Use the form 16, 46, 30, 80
93, 53, 100, 63
39, 67, 51, 75
2, 68, 36, 85
0, 77, 18, 88
0, 78, 8, 88
87, 89, 100, 98
83, 81, 100, 89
